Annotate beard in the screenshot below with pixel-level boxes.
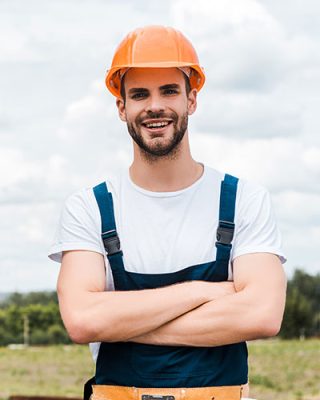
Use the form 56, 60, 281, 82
127, 111, 188, 162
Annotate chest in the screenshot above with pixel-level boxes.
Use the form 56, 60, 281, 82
113, 186, 221, 274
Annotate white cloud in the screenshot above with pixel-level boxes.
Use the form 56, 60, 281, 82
274, 191, 320, 226
302, 147, 320, 173
57, 79, 131, 183
190, 132, 320, 194
0, 147, 81, 204
195, 90, 302, 137
0, 149, 42, 188
0, 257, 60, 292
58, 81, 111, 141
262, 0, 320, 38
0, 198, 72, 292
172, 0, 276, 35
280, 222, 320, 276
0, 25, 37, 62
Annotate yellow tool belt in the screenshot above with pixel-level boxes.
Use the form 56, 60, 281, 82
91, 384, 246, 400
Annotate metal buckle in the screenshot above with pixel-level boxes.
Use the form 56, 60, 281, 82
141, 396, 175, 400
216, 220, 235, 245
101, 229, 121, 255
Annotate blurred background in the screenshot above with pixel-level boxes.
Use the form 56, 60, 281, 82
0, 1, 319, 399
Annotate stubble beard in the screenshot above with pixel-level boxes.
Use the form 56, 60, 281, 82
127, 112, 188, 163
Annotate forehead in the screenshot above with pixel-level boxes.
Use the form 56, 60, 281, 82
123, 67, 185, 89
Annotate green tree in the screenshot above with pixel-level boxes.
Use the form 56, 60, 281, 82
280, 269, 320, 338
0, 292, 71, 346
280, 287, 313, 338
0, 291, 58, 308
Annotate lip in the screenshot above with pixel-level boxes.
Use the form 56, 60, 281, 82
142, 118, 173, 125
141, 119, 173, 134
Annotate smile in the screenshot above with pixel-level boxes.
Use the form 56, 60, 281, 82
141, 119, 173, 129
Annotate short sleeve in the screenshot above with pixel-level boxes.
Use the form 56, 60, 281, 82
231, 182, 286, 264
48, 189, 104, 263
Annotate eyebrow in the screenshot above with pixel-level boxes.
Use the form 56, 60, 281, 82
128, 83, 181, 95
128, 87, 149, 95
159, 84, 180, 90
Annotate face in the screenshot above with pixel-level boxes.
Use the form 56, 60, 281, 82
116, 68, 197, 161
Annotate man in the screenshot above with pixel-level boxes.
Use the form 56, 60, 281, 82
49, 25, 287, 400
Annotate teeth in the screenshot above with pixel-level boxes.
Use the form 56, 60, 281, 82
145, 121, 169, 128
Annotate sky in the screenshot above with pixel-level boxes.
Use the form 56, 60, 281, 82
1, 0, 319, 292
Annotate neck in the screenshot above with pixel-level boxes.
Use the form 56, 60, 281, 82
129, 133, 204, 192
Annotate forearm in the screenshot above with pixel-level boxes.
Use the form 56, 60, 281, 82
59, 280, 212, 343
129, 254, 287, 347
129, 286, 285, 347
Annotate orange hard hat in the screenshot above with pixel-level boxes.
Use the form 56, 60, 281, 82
105, 25, 205, 97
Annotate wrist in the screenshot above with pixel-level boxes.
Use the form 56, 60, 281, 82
187, 280, 211, 304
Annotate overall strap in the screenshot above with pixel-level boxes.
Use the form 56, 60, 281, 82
215, 174, 239, 270
93, 182, 124, 270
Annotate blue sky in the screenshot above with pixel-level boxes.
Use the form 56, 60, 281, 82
1, 0, 320, 291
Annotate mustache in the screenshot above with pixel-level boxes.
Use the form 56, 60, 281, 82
136, 111, 178, 124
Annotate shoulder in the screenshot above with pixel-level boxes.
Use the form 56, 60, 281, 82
202, 165, 224, 183
48, 175, 121, 263
203, 165, 268, 201
63, 186, 97, 220
203, 165, 273, 225
232, 176, 274, 231
236, 178, 269, 209
220, 175, 287, 265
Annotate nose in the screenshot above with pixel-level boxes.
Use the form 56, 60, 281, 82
145, 93, 165, 114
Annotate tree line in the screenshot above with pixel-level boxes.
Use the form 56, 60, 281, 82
280, 269, 319, 338
0, 269, 319, 346
0, 291, 71, 345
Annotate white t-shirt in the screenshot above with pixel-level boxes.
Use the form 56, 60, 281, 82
48, 165, 286, 360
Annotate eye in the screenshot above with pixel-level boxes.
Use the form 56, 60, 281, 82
131, 92, 148, 100
163, 88, 179, 95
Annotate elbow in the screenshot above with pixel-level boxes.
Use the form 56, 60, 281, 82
68, 329, 91, 345
63, 313, 96, 344
252, 312, 284, 338
65, 313, 122, 344
259, 319, 282, 338
248, 292, 286, 339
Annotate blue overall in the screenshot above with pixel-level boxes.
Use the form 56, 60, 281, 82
92, 174, 248, 388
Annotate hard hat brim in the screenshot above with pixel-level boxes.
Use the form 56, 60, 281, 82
106, 64, 205, 98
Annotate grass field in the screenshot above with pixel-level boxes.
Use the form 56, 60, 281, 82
0, 339, 319, 400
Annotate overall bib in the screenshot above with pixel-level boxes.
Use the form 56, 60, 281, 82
86, 174, 248, 397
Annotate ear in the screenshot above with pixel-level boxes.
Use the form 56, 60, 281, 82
116, 97, 127, 122
187, 88, 197, 116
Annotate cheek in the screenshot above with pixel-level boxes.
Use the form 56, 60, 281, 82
173, 97, 188, 110
125, 105, 142, 122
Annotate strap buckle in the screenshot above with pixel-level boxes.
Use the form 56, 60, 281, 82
216, 220, 235, 245
101, 229, 121, 255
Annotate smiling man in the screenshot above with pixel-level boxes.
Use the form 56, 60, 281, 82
49, 26, 287, 400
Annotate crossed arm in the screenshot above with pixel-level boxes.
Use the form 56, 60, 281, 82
128, 253, 286, 346
57, 250, 286, 346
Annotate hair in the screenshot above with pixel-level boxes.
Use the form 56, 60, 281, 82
120, 69, 191, 102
